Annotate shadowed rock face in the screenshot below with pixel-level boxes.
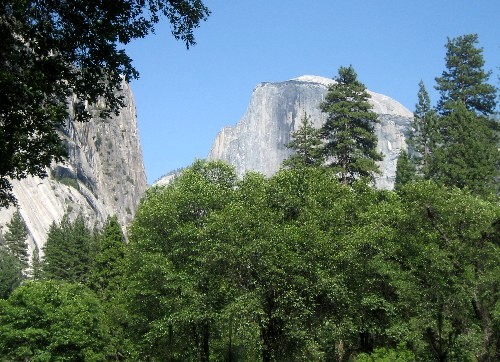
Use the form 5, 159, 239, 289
0, 82, 147, 254
207, 75, 413, 189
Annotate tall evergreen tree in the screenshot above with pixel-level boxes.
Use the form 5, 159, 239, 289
435, 34, 497, 115
320, 65, 382, 185
283, 112, 323, 169
42, 214, 93, 284
394, 150, 416, 190
409, 81, 438, 177
3, 210, 29, 270
31, 246, 42, 281
429, 102, 499, 195
0, 248, 23, 299
429, 34, 499, 195
90, 216, 125, 299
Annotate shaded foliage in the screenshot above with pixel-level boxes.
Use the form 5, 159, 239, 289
42, 214, 93, 284
0, 0, 210, 206
0, 280, 110, 360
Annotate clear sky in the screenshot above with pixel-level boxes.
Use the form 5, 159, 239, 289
125, 0, 500, 184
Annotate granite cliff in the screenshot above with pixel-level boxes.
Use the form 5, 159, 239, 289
207, 75, 413, 189
0, 82, 147, 255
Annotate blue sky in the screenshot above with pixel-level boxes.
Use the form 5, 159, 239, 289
126, 0, 500, 184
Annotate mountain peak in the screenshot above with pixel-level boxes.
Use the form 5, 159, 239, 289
290, 75, 336, 86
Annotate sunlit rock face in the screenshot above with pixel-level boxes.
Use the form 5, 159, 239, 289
207, 75, 413, 189
0, 82, 147, 254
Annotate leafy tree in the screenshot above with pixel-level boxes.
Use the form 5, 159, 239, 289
409, 80, 438, 177
378, 182, 500, 361
0, 0, 210, 207
0, 248, 23, 299
2, 210, 29, 270
429, 102, 499, 195
127, 160, 238, 361
435, 34, 497, 115
283, 112, 323, 169
42, 214, 93, 284
320, 65, 382, 185
394, 150, 416, 190
355, 343, 415, 362
87, 216, 132, 359
0, 280, 110, 360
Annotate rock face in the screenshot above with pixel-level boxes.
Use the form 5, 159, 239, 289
207, 75, 413, 189
0, 82, 147, 255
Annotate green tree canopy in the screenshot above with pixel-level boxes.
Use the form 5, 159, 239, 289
0, 248, 23, 299
394, 150, 416, 190
2, 209, 29, 270
42, 214, 93, 284
283, 112, 323, 169
0, 0, 210, 207
435, 34, 497, 115
409, 80, 438, 177
127, 160, 238, 361
90, 215, 126, 299
0, 280, 110, 360
320, 65, 382, 185
429, 102, 499, 195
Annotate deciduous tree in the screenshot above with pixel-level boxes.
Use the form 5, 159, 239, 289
0, 280, 110, 360
0, 0, 210, 206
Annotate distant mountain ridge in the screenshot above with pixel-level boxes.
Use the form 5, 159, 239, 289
203, 75, 413, 188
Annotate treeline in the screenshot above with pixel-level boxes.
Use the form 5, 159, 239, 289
1, 163, 498, 361
0, 33, 498, 361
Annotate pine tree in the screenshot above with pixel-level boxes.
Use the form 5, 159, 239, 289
320, 65, 382, 185
31, 245, 42, 280
429, 102, 499, 195
283, 112, 323, 169
430, 34, 499, 195
409, 81, 438, 177
0, 248, 23, 299
90, 216, 126, 299
394, 150, 416, 190
42, 214, 93, 284
3, 210, 28, 270
435, 34, 497, 115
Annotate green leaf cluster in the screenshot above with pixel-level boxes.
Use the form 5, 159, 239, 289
0, 280, 111, 360
127, 160, 500, 361
0, 0, 210, 206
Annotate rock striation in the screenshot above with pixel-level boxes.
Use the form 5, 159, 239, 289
0, 82, 147, 255
207, 75, 413, 189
